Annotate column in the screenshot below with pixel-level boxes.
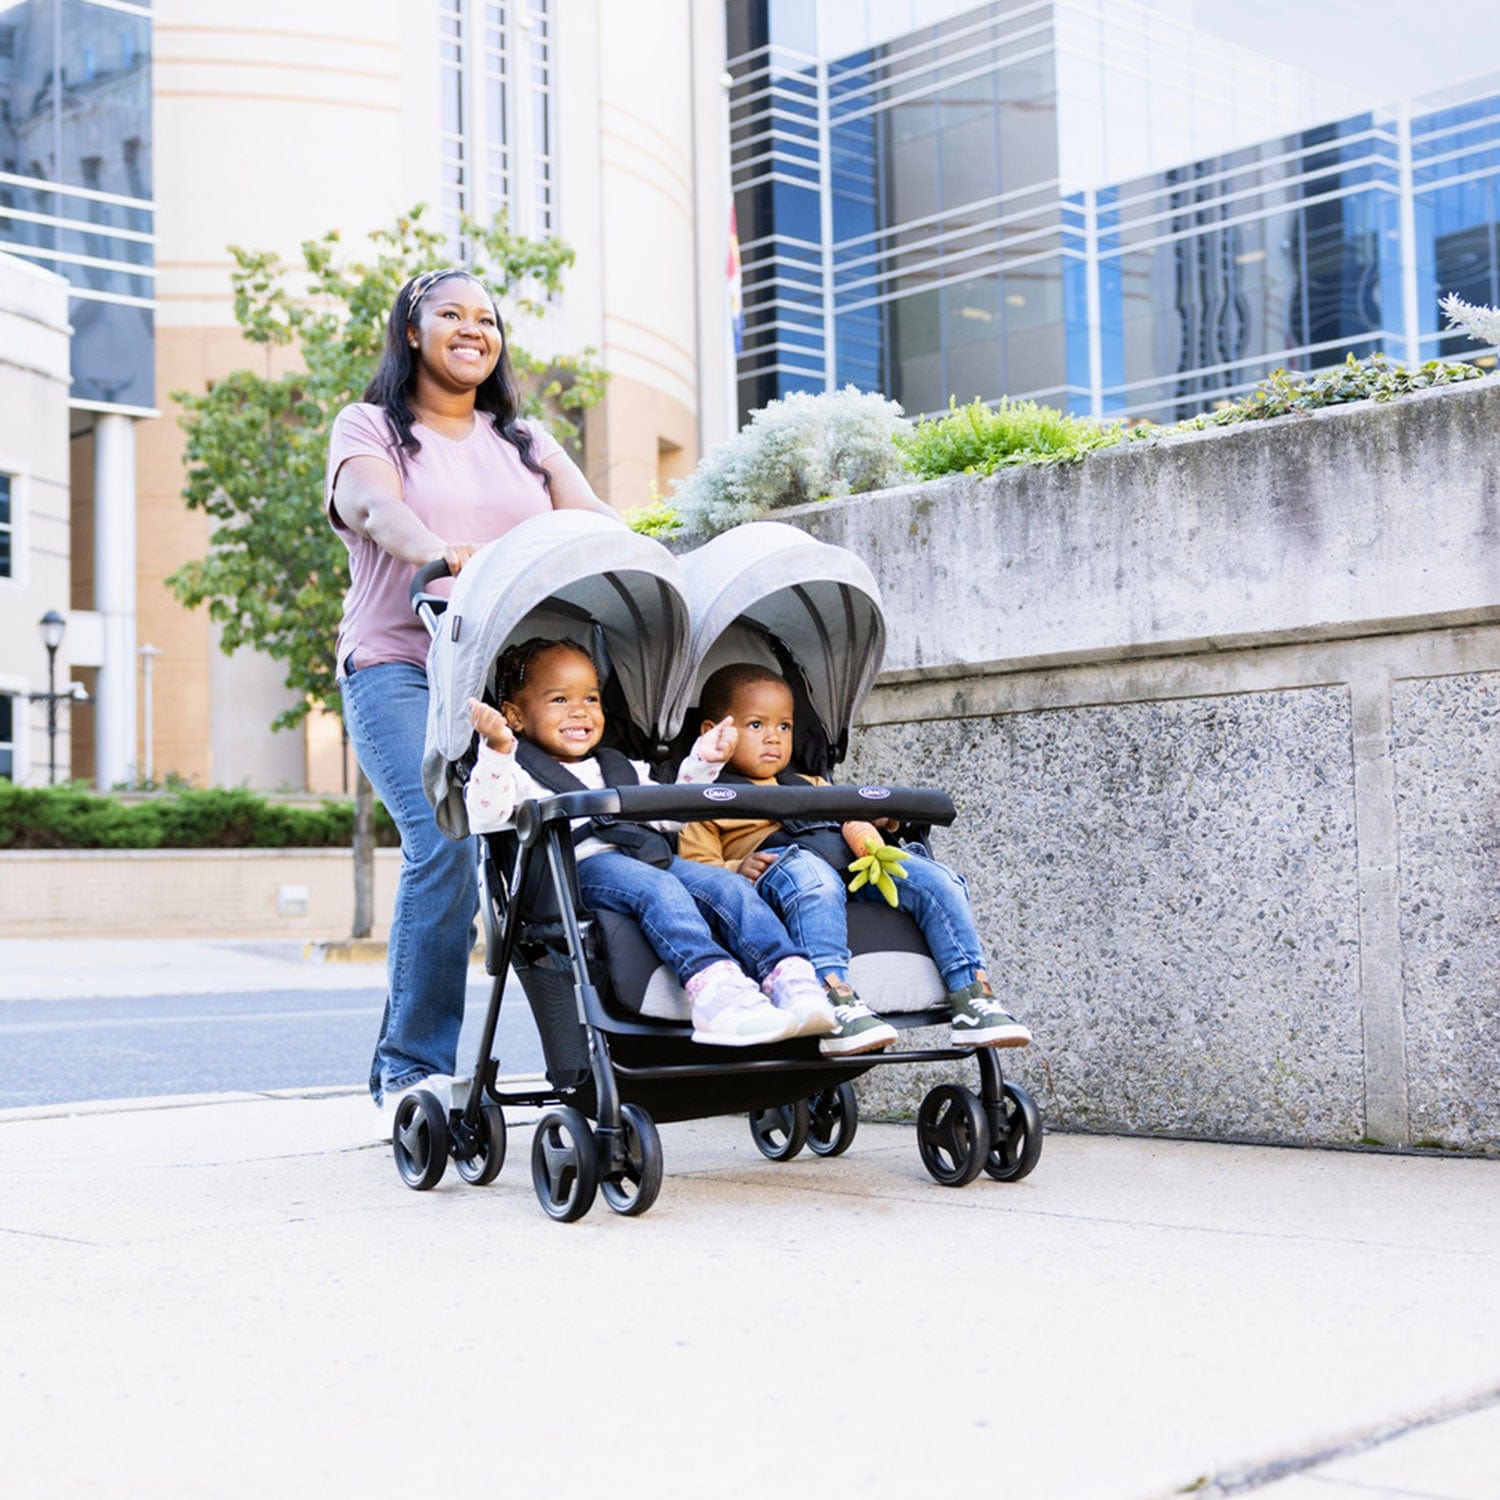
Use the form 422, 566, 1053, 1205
93, 412, 137, 789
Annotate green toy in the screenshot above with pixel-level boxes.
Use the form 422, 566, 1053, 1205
847, 838, 910, 906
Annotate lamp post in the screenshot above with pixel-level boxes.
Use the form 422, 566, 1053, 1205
36, 610, 65, 785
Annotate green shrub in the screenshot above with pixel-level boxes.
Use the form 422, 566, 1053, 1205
623, 498, 683, 538
672, 386, 911, 536
0, 782, 400, 851
1190, 353, 1484, 428
897, 396, 1120, 479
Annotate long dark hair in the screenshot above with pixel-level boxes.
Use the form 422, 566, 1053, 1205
363, 267, 552, 494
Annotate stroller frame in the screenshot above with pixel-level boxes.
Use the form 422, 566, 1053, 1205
395, 776, 1043, 1221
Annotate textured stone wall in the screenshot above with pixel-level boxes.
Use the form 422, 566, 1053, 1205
846, 688, 1366, 1143
781, 382, 1500, 1154
1392, 672, 1500, 1151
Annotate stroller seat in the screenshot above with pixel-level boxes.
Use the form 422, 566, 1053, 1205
601, 903, 946, 1023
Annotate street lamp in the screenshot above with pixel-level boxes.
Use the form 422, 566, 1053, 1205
36, 610, 65, 785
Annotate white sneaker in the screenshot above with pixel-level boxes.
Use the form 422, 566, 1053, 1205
688, 962, 799, 1047
380, 1074, 453, 1116
762, 957, 838, 1038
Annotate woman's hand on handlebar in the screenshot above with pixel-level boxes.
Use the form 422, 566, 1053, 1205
467, 697, 515, 755
442, 543, 483, 574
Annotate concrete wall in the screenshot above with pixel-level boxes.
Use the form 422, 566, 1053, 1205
788, 379, 1500, 1154
2, 849, 401, 942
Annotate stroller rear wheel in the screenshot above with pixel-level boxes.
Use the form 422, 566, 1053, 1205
530, 1105, 599, 1222
453, 1102, 507, 1187
392, 1090, 449, 1191
916, 1084, 990, 1187
983, 1080, 1043, 1182
807, 1083, 859, 1157
600, 1103, 663, 1217
749, 1099, 810, 1161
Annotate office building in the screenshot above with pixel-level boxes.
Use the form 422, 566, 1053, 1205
727, 0, 1500, 423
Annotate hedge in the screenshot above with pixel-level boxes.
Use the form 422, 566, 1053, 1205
0, 783, 400, 851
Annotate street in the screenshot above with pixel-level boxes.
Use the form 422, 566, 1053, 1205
0, 957, 546, 1110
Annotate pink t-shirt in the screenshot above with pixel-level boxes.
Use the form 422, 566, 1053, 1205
327, 402, 563, 674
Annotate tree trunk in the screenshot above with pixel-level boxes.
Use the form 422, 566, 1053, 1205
352, 764, 375, 939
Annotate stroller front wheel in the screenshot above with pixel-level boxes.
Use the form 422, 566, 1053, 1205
392, 1090, 449, 1191
748, 1099, 811, 1161
454, 1102, 507, 1186
530, 1105, 599, 1222
600, 1103, 663, 1217
916, 1084, 990, 1187
983, 1081, 1043, 1182
807, 1083, 859, 1157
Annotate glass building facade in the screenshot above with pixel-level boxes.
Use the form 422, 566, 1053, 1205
728, 0, 1500, 425
0, 0, 154, 412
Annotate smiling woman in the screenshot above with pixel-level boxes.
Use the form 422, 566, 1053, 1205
325, 266, 619, 1113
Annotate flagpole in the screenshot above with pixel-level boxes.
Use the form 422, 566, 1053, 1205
722, 67, 740, 439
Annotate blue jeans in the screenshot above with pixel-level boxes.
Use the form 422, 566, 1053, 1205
755, 844, 985, 993
577, 853, 800, 985
341, 660, 476, 1101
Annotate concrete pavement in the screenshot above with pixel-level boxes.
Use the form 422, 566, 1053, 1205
2, 938, 1496, 1497
3, 1082, 1497, 1499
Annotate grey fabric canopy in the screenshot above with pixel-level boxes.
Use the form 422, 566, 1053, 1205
422, 510, 692, 836
677, 521, 886, 756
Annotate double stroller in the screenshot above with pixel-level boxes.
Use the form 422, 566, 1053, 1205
395, 510, 1042, 1221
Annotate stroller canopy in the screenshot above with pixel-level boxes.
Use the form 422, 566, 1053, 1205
423, 510, 692, 835
678, 521, 886, 766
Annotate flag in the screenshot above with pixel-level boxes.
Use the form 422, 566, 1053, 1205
727, 199, 744, 357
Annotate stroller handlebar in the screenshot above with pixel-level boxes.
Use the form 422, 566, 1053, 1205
511, 783, 957, 845
410, 558, 454, 639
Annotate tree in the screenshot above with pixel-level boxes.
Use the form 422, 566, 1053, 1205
170, 205, 606, 934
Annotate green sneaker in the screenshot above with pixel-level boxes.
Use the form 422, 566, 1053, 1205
949, 983, 1032, 1049
819, 980, 898, 1056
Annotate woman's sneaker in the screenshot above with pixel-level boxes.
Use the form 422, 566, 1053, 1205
949, 982, 1032, 1048
819, 980, 898, 1056
761, 956, 838, 1038
688, 961, 800, 1047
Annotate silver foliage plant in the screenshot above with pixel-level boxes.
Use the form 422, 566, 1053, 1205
1439, 291, 1500, 348
672, 386, 912, 536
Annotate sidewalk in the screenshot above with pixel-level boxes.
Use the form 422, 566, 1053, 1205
3, 1084, 1496, 1499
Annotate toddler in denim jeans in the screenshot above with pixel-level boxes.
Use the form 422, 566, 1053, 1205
462, 638, 840, 1047
676, 663, 1032, 1056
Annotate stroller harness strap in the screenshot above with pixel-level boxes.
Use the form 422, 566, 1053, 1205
513, 740, 675, 868
715, 768, 854, 874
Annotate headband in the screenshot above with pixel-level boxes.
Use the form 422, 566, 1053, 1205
407, 267, 491, 318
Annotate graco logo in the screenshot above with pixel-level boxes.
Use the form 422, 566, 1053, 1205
704, 787, 738, 802
857, 786, 891, 799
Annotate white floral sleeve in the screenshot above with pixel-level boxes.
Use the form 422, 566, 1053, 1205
464, 741, 526, 833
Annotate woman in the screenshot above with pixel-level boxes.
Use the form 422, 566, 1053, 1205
328, 266, 618, 1112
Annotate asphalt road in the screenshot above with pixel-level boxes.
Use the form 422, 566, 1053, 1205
0, 978, 547, 1110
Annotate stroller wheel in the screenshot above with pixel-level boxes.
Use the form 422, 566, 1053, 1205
453, 1102, 507, 1187
916, 1084, 990, 1188
392, 1090, 449, 1191
530, 1106, 599, 1223
807, 1083, 859, 1158
748, 1099, 810, 1161
600, 1104, 664, 1217
983, 1081, 1043, 1183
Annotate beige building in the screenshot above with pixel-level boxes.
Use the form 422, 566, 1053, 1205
0, 253, 74, 784
4, 0, 735, 791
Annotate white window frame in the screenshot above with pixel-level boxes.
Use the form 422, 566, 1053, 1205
442, 1, 556, 246
0, 676, 25, 784
0, 463, 29, 590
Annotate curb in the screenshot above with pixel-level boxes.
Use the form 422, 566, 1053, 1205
304, 939, 490, 965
